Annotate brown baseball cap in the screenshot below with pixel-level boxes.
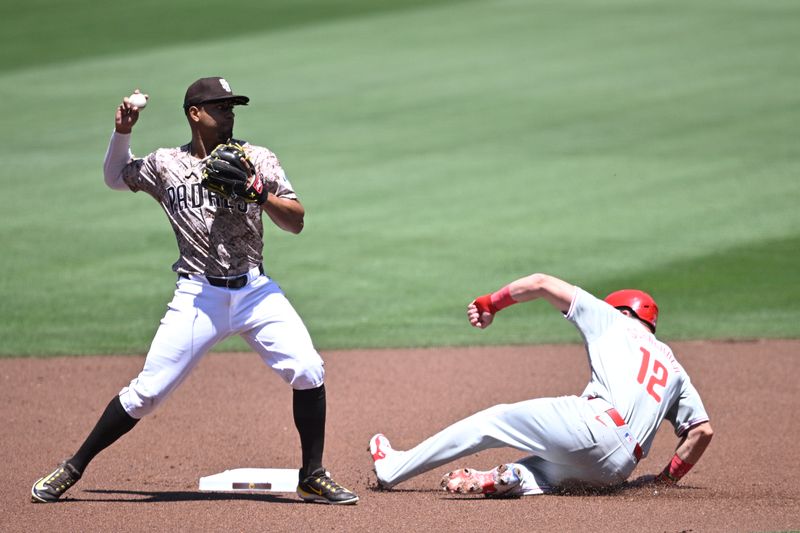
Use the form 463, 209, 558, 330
183, 77, 250, 110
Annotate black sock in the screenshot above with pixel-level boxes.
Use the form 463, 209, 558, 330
68, 396, 139, 474
293, 384, 326, 478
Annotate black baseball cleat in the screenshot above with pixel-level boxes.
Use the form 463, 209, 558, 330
31, 461, 82, 503
297, 469, 359, 505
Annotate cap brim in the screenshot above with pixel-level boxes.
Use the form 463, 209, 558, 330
184, 95, 250, 109
214, 95, 250, 106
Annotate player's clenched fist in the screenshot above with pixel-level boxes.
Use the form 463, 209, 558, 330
468, 295, 495, 329
468, 286, 518, 329
116, 89, 148, 135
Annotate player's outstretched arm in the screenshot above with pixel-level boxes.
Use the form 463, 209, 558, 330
655, 421, 714, 485
467, 273, 576, 329
262, 196, 305, 234
104, 90, 147, 191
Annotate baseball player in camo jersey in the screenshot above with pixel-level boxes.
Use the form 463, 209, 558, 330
31, 77, 358, 505
369, 273, 714, 496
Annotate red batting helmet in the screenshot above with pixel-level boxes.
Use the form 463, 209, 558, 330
604, 289, 658, 333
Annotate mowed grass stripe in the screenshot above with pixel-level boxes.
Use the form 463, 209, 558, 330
0, 0, 473, 72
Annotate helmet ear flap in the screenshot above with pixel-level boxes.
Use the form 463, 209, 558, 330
628, 308, 657, 333
604, 290, 658, 333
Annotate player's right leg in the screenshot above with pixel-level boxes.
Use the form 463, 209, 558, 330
31, 278, 226, 503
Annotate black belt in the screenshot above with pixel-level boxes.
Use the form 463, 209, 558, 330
179, 264, 264, 289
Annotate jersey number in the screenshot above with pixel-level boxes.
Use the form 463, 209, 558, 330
637, 347, 667, 402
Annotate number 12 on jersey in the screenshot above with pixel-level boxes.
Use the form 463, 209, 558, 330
637, 347, 668, 402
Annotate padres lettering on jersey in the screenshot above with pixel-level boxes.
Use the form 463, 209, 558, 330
119, 142, 297, 277
165, 182, 248, 215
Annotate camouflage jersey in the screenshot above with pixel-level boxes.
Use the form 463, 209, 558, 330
119, 140, 297, 277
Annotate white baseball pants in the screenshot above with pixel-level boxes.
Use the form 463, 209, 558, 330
119, 267, 324, 419
375, 395, 639, 494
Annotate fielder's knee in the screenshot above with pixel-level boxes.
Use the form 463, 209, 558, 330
118, 383, 162, 419
284, 359, 325, 390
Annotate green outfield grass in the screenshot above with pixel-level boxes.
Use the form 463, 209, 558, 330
1, 0, 798, 355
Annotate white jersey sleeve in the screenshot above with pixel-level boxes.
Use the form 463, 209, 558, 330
564, 287, 617, 345
664, 374, 710, 437
103, 131, 135, 191
566, 287, 709, 456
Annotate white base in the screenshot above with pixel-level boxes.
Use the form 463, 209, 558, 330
199, 468, 299, 493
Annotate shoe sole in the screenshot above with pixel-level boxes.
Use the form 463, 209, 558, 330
441, 469, 485, 494
441, 464, 522, 496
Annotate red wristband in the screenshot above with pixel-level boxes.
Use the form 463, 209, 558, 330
473, 294, 497, 315
490, 286, 516, 311
659, 454, 694, 483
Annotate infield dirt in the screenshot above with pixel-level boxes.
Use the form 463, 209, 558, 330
3, 340, 798, 532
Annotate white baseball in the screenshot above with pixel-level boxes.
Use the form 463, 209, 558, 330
129, 93, 148, 109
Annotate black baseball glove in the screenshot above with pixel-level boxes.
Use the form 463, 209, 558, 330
201, 142, 268, 204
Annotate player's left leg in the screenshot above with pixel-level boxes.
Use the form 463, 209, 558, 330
370, 395, 591, 488
236, 276, 357, 504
